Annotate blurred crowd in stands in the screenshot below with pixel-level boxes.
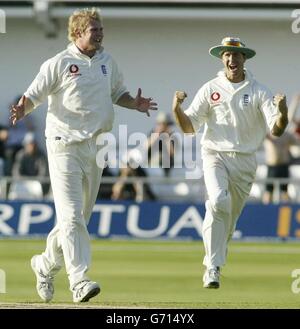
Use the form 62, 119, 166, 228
2, 95, 300, 203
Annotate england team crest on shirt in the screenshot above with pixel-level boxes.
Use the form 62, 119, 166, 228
101, 65, 107, 76
243, 94, 250, 105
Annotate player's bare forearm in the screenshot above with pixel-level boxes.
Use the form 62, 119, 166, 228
116, 92, 136, 109
172, 91, 194, 134
271, 94, 288, 137
272, 113, 288, 136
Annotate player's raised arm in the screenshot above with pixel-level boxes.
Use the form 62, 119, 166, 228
271, 94, 289, 137
172, 91, 194, 133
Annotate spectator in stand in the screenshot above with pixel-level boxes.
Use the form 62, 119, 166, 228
284, 93, 300, 163
146, 112, 178, 176
97, 166, 114, 200
5, 95, 35, 176
263, 131, 300, 204
0, 125, 8, 176
112, 149, 156, 202
12, 132, 49, 195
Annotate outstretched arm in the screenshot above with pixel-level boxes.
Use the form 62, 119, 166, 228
172, 91, 194, 133
10, 95, 34, 125
116, 88, 158, 117
271, 94, 288, 137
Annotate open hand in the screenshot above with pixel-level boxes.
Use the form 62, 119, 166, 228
10, 95, 26, 125
134, 88, 158, 117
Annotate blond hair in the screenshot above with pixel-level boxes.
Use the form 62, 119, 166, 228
68, 7, 102, 42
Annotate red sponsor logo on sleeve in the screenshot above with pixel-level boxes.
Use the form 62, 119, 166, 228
69, 64, 79, 73
211, 92, 221, 102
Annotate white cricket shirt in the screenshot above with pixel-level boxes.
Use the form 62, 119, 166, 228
25, 43, 127, 144
185, 70, 279, 154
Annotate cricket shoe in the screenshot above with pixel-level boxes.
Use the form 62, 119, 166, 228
31, 255, 54, 302
72, 280, 100, 303
203, 266, 220, 289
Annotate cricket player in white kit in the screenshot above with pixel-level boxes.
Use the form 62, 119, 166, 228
10, 8, 157, 302
172, 37, 288, 289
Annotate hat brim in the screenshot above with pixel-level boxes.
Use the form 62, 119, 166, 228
209, 45, 256, 59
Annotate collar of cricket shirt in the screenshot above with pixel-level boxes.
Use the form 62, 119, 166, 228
68, 43, 104, 60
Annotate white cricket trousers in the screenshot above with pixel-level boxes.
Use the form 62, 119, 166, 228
35, 135, 103, 289
202, 148, 257, 269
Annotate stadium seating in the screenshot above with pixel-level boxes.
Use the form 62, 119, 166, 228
249, 164, 267, 202
8, 180, 44, 200
145, 167, 206, 202
249, 164, 300, 203
0, 158, 4, 177
0, 179, 6, 199
288, 165, 300, 202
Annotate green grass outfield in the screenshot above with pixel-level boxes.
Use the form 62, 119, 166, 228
0, 239, 300, 308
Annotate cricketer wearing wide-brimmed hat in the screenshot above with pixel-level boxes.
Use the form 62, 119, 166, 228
172, 36, 288, 289
209, 36, 256, 59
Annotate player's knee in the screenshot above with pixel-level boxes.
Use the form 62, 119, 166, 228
210, 191, 231, 214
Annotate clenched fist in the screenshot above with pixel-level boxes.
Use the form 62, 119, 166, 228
274, 94, 288, 116
175, 91, 187, 104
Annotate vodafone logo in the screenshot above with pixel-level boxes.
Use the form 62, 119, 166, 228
211, 92, 221, 102
67, 64, 82, 77
69, 64, 79, 73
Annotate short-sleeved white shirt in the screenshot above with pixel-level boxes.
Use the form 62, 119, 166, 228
25, 43, 127, 144
184, 70, 279, 154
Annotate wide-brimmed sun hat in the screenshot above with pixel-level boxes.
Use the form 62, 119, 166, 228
209, 37, 256, 59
